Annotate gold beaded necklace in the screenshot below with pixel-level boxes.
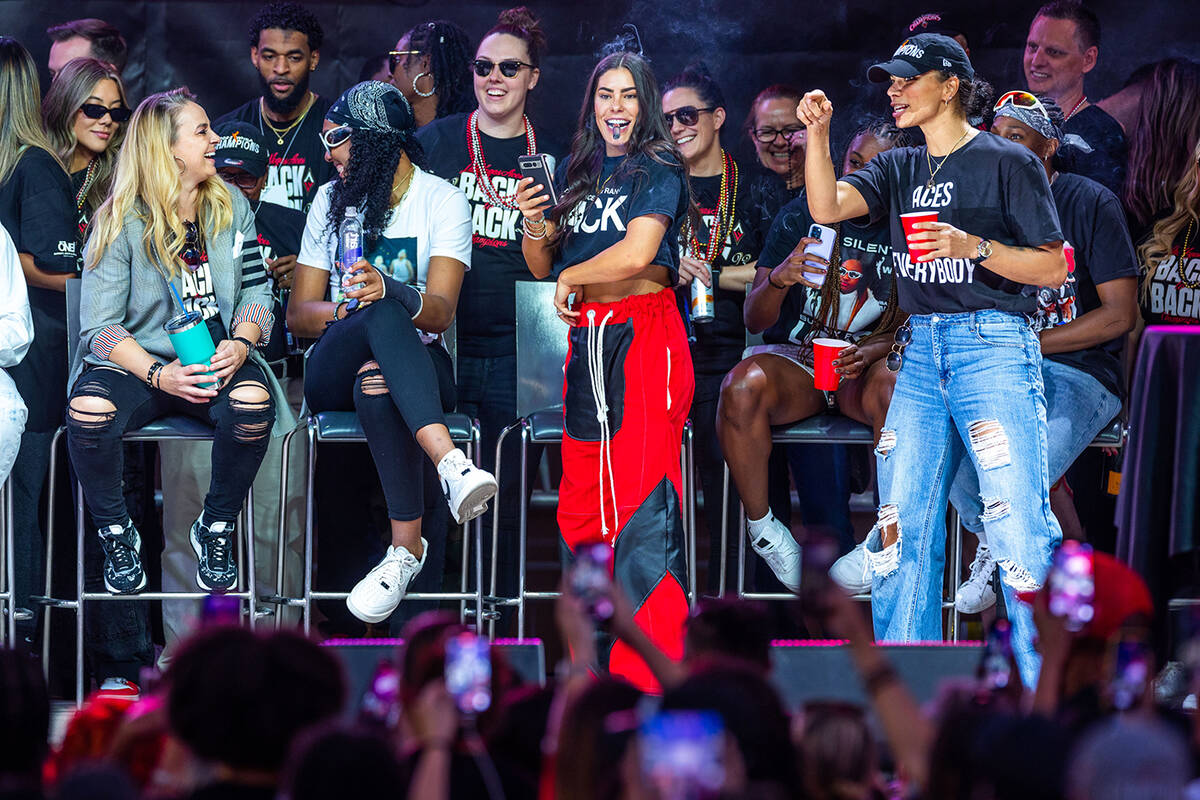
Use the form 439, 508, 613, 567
1177, 219, 1199, 291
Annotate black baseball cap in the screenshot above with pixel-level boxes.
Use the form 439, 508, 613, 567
867, 33, 975, 84
212, 121, 269, 178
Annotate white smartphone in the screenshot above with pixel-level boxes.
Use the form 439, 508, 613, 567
803, 223, 836, 285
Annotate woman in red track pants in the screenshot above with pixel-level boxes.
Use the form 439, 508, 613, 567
518, 50, 694, 691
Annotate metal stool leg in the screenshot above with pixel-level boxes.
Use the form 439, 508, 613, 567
2, 476, 14, 646
245, 483, 257, 630
75, 481, 85, 706
273, 425, 300, 629
719, 464, 730, 598
41, 428, 66, 677
517, 421, 530, 639
948, 508, 962, 642
301, 419, 318, 634
684, 423, 696, 607
736, 502, 747, 599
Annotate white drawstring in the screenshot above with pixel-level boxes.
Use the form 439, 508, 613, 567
585, 309, 619, 539
665, 346, 672, 412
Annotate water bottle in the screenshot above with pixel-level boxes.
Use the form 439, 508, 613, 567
338, 206, 364, 311
690, 270, 714, 323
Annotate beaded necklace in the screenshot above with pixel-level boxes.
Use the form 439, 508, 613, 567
75, 158, 99, 212
684, 149, 738, 262
466, 109, 536, 209
1063, 95, 1088, 122
1177, 219, 1199, 291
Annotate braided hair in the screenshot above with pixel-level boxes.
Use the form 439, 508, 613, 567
405, 20, 473, 118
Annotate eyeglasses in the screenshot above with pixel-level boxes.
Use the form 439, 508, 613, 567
79, 103, 132, 123
320, 124, 353, 151
885, 322, 912, 372
472, 58, 534, 78
753, 125, 804, 144
218, 169, 261, 190
663, 106, 716, 127
993, 90, 1050, 121
180, 220, 202, 271
388, 49, 420, 73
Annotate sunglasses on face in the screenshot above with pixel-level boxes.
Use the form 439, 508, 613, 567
753, 125, 803, 144
388, 49, 420, 73
79, 103, 132, 123
472, 58, 534, 78
218, 169, 260, 190
663, 105, 716, 127
320, 124, 353, 151
993, 90, 1051, 120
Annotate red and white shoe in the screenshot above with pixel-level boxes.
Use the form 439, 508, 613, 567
96, 677, 140, 703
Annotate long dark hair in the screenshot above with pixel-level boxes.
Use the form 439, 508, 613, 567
550, 51, 695, 249
326, 130, 426, 244
405, 20, 473, 119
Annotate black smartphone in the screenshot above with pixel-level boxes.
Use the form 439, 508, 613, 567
517, 153, 558, 207
568, 541, 614, 622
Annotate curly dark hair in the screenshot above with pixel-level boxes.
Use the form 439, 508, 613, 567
247, 1, 324, 51
403, 20, 473, 118
326, 129, 427, 244
937, 72, 994, 120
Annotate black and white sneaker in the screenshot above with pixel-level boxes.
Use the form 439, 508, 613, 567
190, 516, 238, 592
99, 520, 147, 595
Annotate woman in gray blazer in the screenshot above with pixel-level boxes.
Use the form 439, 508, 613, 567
67, 89, 278, 596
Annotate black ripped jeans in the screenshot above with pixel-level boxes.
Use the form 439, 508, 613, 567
304, 297, 455, 521
67, 361, 275, 528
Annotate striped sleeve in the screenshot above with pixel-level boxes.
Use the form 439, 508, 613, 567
231, 301, 274, 347
91, 324, 131, 360
239, 233, 268, 289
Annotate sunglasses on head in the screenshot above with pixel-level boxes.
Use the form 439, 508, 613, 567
472, 58, 534, 78
320, 124, 353, 151
993, 90, 1050, 120
663, 105, 716, 127
388, 49, 420, 73
79, 103, 132, 123
753, 125, 804, 144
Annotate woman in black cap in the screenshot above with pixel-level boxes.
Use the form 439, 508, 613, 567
797, 33, 1067, 685
289, 81, 496, 625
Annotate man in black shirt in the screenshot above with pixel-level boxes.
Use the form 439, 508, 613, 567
1022, 1, 1126, 194
215, 2, 334, 214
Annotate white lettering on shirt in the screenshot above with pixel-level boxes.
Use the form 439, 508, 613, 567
894, 251, 976, 285
910, 181, 956, 209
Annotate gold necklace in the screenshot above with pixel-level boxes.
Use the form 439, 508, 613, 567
1178, 219, 1199, 290
260, 93, 314, 145
390, 164, 416, 208
925, 128, 971, 189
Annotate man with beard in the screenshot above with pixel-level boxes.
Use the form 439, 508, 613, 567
216, 2, 333, 213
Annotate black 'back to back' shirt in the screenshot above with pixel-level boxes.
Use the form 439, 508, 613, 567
216, 95, 334, 214
418, 112, 546, 357
842, 132, 1063, 316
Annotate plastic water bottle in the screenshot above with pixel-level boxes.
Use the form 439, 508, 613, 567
338, 206, 364, 310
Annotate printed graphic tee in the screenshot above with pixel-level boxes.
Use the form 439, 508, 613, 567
253, 199, 306, 359
298, 166, 472, 344
842, 132, 1063, 316
757, 194, 894, 356
216, 95, 334, 214
419, 112, 552, 356
1141, 227, 1200, 327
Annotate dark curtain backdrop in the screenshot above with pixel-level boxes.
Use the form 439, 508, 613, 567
4, 0, 1198, 162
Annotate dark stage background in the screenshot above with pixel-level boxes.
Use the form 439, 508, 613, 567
3, 0, 1198, 161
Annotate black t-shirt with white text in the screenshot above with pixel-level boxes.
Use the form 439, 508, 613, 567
254, 199, 305, 359
1141, 228, 1200, 327
553, 152, 687, 285
686, 165, 765, 370
842, 132, 1063, 316
1035, 173, 1138, 398
1058, 105, 1127, 197
418, 112, 541, 356
758, 194, 894, 349
216, 96, 334, 214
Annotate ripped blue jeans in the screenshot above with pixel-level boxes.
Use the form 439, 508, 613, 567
869, 310, 1061, 686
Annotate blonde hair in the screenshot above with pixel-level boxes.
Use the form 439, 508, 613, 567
1137, 137, 1200, 301
42, 58, 130, 224
0, 37, 67, 187
87, 88, 233, 278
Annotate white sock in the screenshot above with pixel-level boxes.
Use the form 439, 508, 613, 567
747, 512, 775, 539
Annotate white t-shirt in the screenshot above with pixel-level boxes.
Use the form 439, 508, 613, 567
298, 165, 472, 342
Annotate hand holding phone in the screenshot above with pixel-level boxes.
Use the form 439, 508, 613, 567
568, 541, 615, 623
518, 153, 558, 210
640, 711, 726, 799
803, 224, 836, 285
1048, 541, 1095, 632
444, 632, 491, 715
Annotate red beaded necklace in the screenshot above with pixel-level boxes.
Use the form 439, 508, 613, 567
1063, 95, 1088, 121
685, 149, 738, 262
466, 109, 536, 210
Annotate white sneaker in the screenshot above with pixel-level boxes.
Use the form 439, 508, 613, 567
829, 529, 879, 594
955, 543, 997, 614
438, 449, 498, 525
748, 517, 802, 593
346, 540, 428, 623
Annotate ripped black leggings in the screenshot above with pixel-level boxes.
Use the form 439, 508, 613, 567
304, 297, 455, 521
67, 362, 275, 528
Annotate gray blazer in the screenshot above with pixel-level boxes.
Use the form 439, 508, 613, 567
71, 191, 297, 437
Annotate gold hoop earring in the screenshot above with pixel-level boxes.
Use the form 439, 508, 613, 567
413, 72, 435, 98
173, 155, 186, 171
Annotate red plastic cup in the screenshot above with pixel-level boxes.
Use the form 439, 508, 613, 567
901, 211, 939, 258
812, 337, 850, 391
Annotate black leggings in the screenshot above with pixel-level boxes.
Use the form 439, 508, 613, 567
304, 297, 455, 521
67, 361, 275, 528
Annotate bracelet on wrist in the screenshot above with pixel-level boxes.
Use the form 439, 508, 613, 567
233, 336, 255, 357
768, 271, 787, 290
146, 361, 164, 389
332, 301, 344, 322
523, 217, 547, 240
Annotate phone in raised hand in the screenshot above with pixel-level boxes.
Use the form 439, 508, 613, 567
518, 153, 558, 208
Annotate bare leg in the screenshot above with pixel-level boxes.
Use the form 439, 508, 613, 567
390, 518, 424, 556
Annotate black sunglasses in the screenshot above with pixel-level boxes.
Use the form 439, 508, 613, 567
753, 125, 803, 144
80, 103, 132, 123
472, 58, 534, 78
180, 220, 203, 271
218, 169, 261, 190
885, 322, 912, 372
664, 106, 716, 127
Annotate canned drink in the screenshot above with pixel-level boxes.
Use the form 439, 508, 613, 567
690, 277, 714, 323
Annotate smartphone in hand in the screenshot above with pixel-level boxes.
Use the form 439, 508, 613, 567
445, 632, 492, 715
568, 541, 614, 623
1048, 541, 1095, 632
518, 153, 559, 207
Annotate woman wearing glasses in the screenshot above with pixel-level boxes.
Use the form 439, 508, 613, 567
744, 85, 806, 230
289, 82, 496, 625
517, 51, 694, 692
388, 20, 473, 130
417, 7, 548, 613
936, 90, 1138, 615
68, 88, 281, 599
798, 33, 1067, 685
